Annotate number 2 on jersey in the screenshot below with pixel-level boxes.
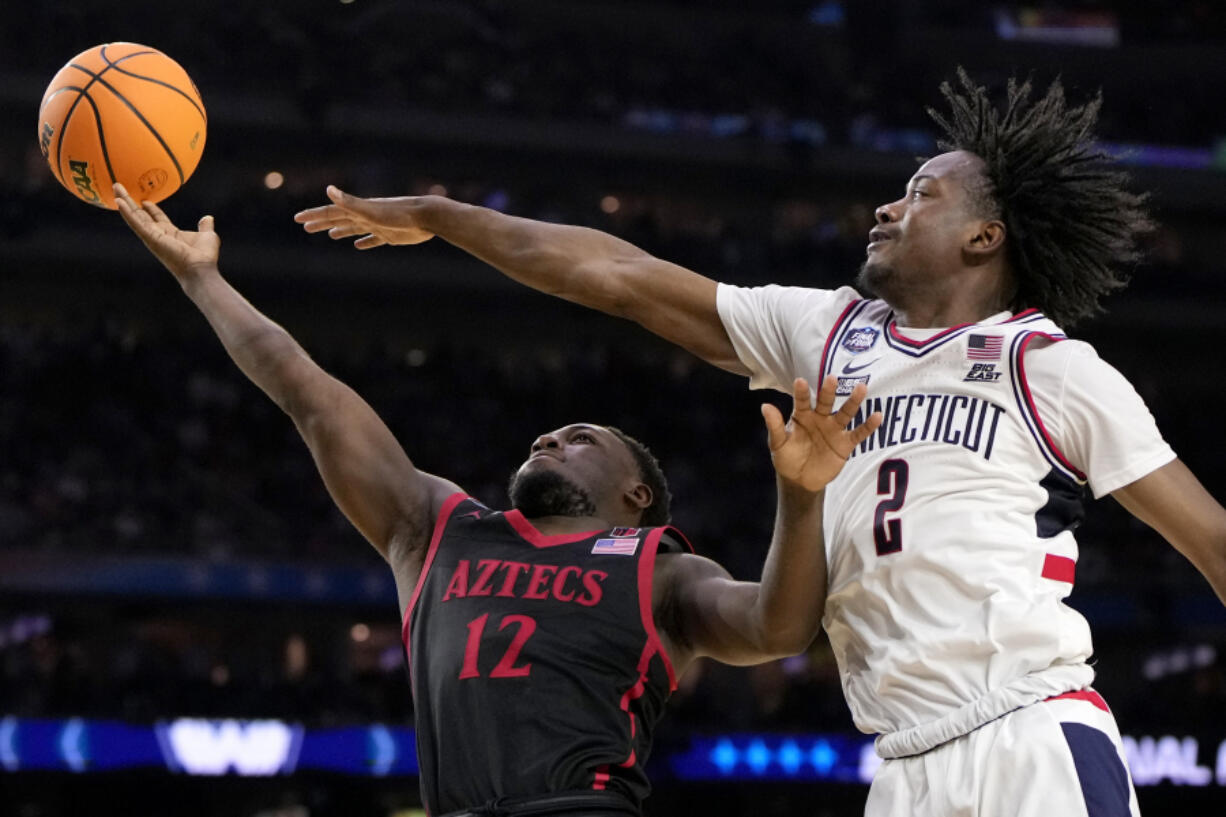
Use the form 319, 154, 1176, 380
459, 613, 537, 679
874, 459, 909, 555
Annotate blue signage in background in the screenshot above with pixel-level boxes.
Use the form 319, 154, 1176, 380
2, 716, 1224, 787
669, 733, 876, 784
0, 716, 416, 776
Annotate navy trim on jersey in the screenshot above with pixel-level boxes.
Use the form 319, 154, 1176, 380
882, 307, 1047, 358
818, 299, 870, 381
1060, 723, 1133, 817
1035, 468, 1086, 539
1008, 333, 1085, 484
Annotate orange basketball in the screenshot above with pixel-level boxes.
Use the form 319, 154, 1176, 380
37, 43, 206, 210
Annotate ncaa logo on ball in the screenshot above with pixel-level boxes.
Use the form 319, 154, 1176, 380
67, 159, 102, 206
842, 327, 879, 354
139, 168, 169, 193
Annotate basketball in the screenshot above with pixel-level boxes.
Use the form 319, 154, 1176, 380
37, 43, 206, 210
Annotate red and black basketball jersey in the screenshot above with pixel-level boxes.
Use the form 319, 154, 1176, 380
403, 494, 692, 815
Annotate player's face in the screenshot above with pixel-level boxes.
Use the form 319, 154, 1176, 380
508, 424, 641, 518
858, 150, 991, 308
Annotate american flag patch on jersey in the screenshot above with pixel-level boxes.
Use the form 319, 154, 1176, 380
592, 537, 639, 556
967, 334, 1003, 360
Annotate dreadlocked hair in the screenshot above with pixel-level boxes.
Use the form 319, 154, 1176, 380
606, 426, 672, 527
926, 67, 1153, 327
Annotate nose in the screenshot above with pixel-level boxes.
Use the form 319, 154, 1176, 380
875, 203, 898, 224
531, 433, 561, 453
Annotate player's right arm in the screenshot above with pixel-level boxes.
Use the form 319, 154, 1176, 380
655, 377, 880, 674
114, 184, 459, 581
294, 188, 746, 374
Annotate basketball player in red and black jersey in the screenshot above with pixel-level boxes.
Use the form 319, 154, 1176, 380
113, 183, 881, 817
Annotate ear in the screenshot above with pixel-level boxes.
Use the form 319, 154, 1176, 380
625, 482, 653, 513
965, 219, 1006, 262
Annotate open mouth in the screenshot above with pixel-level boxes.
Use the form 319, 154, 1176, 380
867, 228, 892, 252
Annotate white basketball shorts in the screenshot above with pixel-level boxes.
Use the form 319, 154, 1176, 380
864, 690, 1141, 817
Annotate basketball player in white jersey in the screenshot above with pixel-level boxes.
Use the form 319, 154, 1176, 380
295, 70, 1226, 816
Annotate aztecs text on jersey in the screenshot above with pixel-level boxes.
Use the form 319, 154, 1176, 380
404, 495, 689, 813
818, 301, 1096, 758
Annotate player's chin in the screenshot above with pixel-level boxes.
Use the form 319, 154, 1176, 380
509, 458, 562, 491
519, 455, 561, 474
856, 260, 891, 297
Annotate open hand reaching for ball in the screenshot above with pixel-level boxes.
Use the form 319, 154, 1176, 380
294, 186, 436, 249
113, 183, 219, 283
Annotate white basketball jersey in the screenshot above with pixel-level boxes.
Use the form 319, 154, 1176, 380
815, 298, 1097, 757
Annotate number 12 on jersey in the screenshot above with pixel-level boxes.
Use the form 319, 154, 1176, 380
874, 459, 909, 556
459, 613, 537, 679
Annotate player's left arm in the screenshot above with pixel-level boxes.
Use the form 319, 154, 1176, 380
1112, 461, 1226, 606
658, 378, 881, 671
1037, 341, 1226, 607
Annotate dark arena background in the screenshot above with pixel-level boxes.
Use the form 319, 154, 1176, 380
2, 2, 1225, 815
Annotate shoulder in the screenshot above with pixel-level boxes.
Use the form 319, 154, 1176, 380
1020, 337, 1121, 386
652, 552, 734, 611
651, 552, 732, 645
657, 528, 694, 555
716, 283, 863, 325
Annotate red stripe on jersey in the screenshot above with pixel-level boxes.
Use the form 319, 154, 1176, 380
592, 766, 610, 791
818, 299, 863, 381
503, 509, 602, 547
887, 318, 974, 348
1004, 308, 1040, 323
1041, 553, 1077, 584
604, 527, 673, 773
403, 492, 469, 686
889, 307, 1040, 348
1047, 689, 1111, 713
1015, 333, 1087, 482
639, 529, 677, 690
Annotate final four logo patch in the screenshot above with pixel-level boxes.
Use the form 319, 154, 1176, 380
842, 327, 880, 354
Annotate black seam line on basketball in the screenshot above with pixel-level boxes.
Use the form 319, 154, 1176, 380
68, 65, 185, 185
42, 86, 84, 190
51, 84, 89, 191
85, 47, 188, 184
39, 86, 80, 113
102, 43, 206, 122
78, 91, 119, 193
103, 65, 206, 121
51, 54, 144, 190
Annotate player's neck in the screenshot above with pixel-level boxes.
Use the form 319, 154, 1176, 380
527, 514, 615, 535
892, 287, 1014, 329
890, 263, 1015, 329
893, 302, 1000, 329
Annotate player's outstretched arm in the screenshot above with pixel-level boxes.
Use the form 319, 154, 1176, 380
659, 377, 881, 671
1112, 459, 1226, 607
293, 188, 745, 373
114, 184, 460, 578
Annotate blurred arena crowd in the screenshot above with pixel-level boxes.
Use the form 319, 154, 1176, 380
1, 317, 1224, 739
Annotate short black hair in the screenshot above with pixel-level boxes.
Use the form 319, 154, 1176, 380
606, 426, 672, 527
927, 68, 1153, 327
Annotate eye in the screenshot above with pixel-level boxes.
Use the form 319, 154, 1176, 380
910, 188, 926, 200
572, 431, 595, 443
